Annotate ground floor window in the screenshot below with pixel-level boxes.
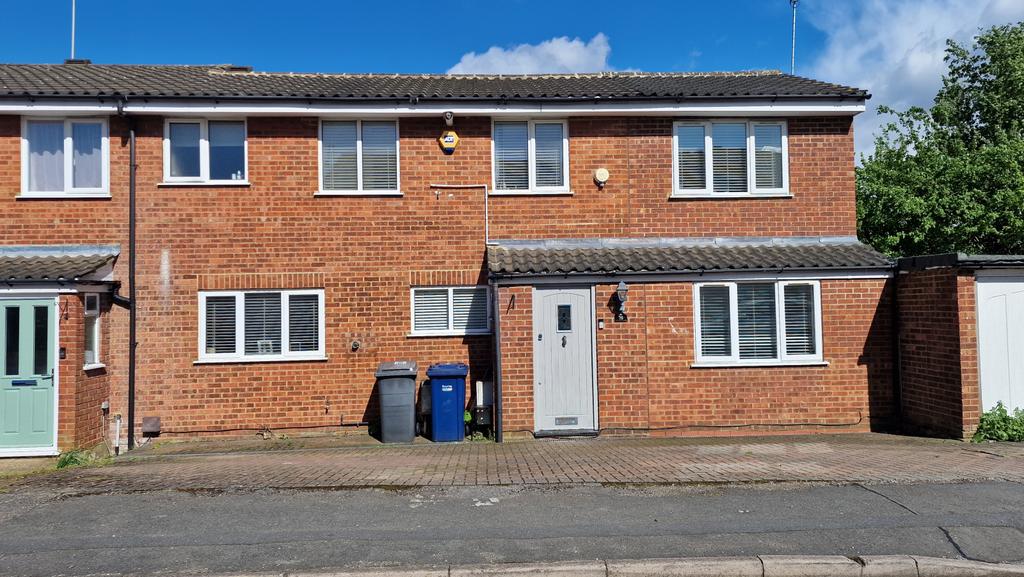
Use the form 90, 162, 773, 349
83, 294, 101, 368
410, 286, 490, 336
198, 289, 325, 362
693, 280, 822, 365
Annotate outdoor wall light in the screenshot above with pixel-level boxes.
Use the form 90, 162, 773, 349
615, 281, 629, 322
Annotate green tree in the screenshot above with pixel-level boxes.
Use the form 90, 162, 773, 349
857, 23, 1024, 256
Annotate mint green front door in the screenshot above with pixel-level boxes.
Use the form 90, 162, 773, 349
0, 299, 56, 451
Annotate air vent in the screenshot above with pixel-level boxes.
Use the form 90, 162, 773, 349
223, 65, 253, 73
64, 58, 92, 65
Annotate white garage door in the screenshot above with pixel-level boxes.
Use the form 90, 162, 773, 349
977, 275, 1024, 411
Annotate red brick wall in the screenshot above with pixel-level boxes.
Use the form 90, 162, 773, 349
0, 113, 859, 441
499, 279, 894, 436
56, 294, 113, 450
897, 268, 979, 439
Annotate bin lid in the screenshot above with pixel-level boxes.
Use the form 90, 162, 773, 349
426, 362, 469, 378
376, 360, 418, 378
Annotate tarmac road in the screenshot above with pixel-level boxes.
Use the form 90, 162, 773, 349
1, 480, 1023, 576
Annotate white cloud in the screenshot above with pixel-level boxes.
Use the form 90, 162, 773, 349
447, 33, 612, 74
805, 0, 1024, 159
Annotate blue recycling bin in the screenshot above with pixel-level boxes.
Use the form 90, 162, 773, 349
427, 363, 468, 442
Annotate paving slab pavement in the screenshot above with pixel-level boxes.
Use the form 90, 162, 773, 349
10, 434, 1024, 495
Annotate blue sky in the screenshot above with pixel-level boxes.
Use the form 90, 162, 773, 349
2, 0, 1023, 156
4, 0, 822, 74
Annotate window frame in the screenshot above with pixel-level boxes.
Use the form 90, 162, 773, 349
490, 118, 570, 195
162, 118, 249, 185
83, 293, 102, 370
20, 117, 110, 198
692, 280, 822, 366
409, 286, 492, 337
196, 289, 326, 363
672, 119, 789, 198
316, 119, 401, 196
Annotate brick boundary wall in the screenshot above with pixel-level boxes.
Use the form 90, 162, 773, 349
897, 268, 980, 439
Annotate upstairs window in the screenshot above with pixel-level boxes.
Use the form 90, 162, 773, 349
673, 120, 788, 197
198, 289, 324, 363
319, 120, 400, 194
164, 119, 247, 184
694, 281, 821, 365
21, 118, 109, 197
492, 120, 569, 194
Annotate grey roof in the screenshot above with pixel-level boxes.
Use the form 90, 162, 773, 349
0, 64, 868, 102
0, 245, 120, 282
487, 237, 892, 277
898, 253, 1024, 271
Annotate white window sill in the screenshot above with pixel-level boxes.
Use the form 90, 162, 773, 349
194, 354, 327, 365
690, 360, 829, 369
315, 190, 403, 197
83, 362, 106, 371
490, 190, 573, 196
408, 331, 493, 338
670, 192, 793, 200
158, 181, 250, 187
17, 193, 112, 200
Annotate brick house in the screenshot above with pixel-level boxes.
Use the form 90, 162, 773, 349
0, 62, 903, 456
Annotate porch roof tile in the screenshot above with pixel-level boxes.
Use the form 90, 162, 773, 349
0, 245, 120, 282
487, 237, 892, 277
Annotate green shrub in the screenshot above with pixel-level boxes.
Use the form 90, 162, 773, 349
973, 402, 1024, 442
56, 449, 91, 469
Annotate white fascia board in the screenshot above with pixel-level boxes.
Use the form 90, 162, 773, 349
0, 98, 866, 117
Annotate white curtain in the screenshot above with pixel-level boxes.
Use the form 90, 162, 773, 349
27, 121, 64, 192
72, 122, 102, 189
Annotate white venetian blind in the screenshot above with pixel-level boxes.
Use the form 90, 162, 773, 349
361, 121, 398, 190
534, 122, 564, 188
784, 284, 817, 356
677, 124, 707, 190
699, 286, 732, 357
414, 289, 450, 332
321, 121, 358, 190
754, 124, 784, 189
205, 296, 237, 355
712, 122, 748, 193
288, 294, 320, 353
244, 293, 282, 355
452, 287, 489, 332
738, 283, 778, 359
494, 121, 529, 190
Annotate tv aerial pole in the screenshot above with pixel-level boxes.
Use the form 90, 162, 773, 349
790, 0, 798, 74
70, 0, 77, 60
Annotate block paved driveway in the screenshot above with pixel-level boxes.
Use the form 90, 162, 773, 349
17, 434, 1024, 495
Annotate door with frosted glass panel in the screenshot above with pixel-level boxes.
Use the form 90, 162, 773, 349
0, 300, 56, 450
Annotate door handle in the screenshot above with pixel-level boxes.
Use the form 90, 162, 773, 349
561, 335, 567, 347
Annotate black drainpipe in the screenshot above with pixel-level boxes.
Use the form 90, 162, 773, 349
118, 99, 138, 450
491, 275, 503, 443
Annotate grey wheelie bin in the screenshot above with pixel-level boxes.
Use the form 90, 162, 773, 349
375, 361, 418, 443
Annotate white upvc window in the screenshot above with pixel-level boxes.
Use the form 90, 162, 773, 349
410, 286, 491, 336
163, 119, 248, 184
83, 293, 102, 369
693, 280, 822, 366
197, 289, 325, 363
492, 119, 570, 194
318, 119, 400, 195
20, 117, 110, 197
672, 120, 789, 197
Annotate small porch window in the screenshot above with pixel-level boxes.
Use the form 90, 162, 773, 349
83, 294, 102, 369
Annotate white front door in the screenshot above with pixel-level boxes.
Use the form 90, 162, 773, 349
977, 276, 1024, 412
533, 287, 596, 433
